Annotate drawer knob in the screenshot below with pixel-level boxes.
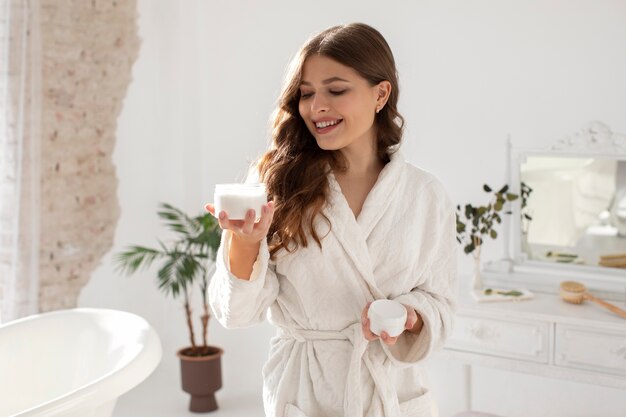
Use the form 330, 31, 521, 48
611, 345, 626, 359
470, 325, 497, 340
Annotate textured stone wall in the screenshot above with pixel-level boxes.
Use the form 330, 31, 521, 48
0, 0, 40, 321
39, 0, 140, 311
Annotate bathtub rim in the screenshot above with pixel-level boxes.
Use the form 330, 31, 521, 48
1, 307, 162, 417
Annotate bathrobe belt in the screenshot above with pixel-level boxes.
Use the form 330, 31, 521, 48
277, 323, 401, 417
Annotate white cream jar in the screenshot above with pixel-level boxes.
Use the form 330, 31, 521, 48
214, 183, 267, 221
367, 299, 407, 338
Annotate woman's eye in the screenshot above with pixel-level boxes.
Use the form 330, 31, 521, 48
330, 90, 346, 96
300, 92, 313, 99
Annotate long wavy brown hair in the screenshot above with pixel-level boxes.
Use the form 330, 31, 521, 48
257, 23, 405, 258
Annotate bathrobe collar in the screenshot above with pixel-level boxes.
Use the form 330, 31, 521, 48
324, 149, 406, 301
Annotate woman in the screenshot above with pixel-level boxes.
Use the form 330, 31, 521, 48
206, 22, 457, 417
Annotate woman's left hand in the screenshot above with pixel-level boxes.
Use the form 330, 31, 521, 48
361, 302, 422, 346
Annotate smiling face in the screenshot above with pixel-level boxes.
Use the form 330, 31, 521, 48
298, 55, 386, 154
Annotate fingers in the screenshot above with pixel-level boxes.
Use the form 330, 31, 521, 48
362, 318, 378, 341
210, 201, 275, 245
212, 210, 241, 232
404, 305, 418, 330
241, 209, 256, 234
240, 201, 275, 235
361, 302, 378, 341
243, 200, 276, 235
255, 201, 275, 232
204, 203, 239, 231
360, 301, 372, 324
380, 331, 398, 346
216, 210, 230, 230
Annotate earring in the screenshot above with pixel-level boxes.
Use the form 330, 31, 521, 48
376, 106, 381, 114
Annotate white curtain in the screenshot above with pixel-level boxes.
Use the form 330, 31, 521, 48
0, 0, 41, 323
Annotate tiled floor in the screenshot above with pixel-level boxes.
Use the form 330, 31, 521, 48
113, 362, 265, 417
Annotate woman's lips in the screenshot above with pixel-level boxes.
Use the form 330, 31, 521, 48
314, 119, 343, 134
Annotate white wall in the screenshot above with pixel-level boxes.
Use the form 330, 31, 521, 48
79, 1, 626, 416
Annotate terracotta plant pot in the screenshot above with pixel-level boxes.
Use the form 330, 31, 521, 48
177, 345, 224, 412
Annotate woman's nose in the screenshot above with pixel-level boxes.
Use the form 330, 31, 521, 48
310, 94, 329, 113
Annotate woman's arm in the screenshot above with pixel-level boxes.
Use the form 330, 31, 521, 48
383, 205, 458, 365
229, 233, 262, 280
207, 202, 274, 280
205, 201, 279, 328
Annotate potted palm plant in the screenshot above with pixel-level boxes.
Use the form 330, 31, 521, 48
114, 203, 223, 413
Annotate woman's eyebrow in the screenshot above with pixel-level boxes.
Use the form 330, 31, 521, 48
300, 77, 349, 86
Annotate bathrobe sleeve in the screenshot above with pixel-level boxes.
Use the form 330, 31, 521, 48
383, 193, 458, 366
208, 166, 279, 329
208, 230, 279, 329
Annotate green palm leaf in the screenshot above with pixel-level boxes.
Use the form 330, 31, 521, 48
158, 203, 201, 238
157, 250, 188, 297
115, 246, 163, 275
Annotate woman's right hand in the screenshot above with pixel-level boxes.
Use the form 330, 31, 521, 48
204, 201, 275, 246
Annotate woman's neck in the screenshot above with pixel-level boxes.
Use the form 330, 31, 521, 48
338, 140, 384, 178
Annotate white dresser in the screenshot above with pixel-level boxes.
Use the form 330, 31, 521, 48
440, 284, 626, 392
439, 124, 626, 415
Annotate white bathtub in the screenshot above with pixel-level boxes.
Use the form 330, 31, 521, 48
0, 308, 162, 417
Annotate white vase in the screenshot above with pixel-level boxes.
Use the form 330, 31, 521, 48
521, 231, 532, 259
472, 255, 483, 291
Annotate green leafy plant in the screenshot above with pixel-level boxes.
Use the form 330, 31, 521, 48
114, 203, 221, 356
484, 288, 523, 297
456, 184, 519, 258
520, 181, 534, 234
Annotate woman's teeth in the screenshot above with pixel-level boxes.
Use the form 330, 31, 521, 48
315, 120, 341, 129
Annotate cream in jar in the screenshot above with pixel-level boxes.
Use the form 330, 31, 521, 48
214, 183, 267, 220
367, 299, 407, 338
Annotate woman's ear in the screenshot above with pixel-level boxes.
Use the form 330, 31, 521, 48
376, 81, 392, 109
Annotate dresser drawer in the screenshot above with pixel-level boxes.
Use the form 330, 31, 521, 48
446, 314, 550, 363
555, 324, 626, 376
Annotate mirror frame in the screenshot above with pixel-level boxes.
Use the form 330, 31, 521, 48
483, 121, 626, 300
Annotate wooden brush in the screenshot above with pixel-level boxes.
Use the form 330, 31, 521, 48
599, 253, 626, 268
599, 252, 626, 261
559, 281, 626, 319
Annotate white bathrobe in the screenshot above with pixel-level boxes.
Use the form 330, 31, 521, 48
209, 150, 457, 417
